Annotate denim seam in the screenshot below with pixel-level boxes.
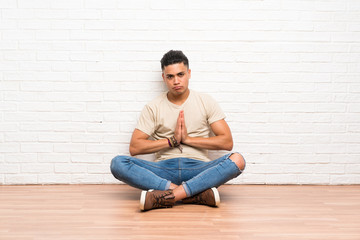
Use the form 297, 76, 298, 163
182, 182, 191, 197
134, 159, 177, 170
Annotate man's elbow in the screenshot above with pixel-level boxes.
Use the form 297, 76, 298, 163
224, 139, 233, 151
225, 143, 233, 151
129, 145, 138, 156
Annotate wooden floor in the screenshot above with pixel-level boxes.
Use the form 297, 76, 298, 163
0, 185, 359, 240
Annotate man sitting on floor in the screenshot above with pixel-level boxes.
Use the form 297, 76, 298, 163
110, 50, 246, 211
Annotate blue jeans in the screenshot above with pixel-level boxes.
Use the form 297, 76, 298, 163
110, 153, 245, 197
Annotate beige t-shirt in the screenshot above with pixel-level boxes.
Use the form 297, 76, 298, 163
136, 89, 226, 162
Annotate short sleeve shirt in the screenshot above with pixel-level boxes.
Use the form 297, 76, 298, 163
136, 90, 226, 162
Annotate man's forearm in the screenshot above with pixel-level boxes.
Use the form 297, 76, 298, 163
183, 135, 233, 151
129, 138, 169, 156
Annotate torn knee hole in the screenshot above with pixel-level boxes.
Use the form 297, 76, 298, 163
229, 153, 245, 171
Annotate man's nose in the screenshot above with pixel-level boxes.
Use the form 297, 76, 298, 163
174, 76, 180, 84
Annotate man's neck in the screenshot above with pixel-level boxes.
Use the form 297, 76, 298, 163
167, 89, 190, 106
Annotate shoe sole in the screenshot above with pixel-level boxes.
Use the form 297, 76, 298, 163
139, 189, 154, 211
211, 187, 220, 207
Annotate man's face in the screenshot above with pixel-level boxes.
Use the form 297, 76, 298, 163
162, 62, 191, 97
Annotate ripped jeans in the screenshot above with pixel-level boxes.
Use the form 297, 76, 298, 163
110, 153, 245, 197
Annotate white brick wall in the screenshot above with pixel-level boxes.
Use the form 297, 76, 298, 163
1, 0, 360, 185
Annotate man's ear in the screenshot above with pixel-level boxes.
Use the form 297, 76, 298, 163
188, 69, 191, 78
162, 72, 165, 81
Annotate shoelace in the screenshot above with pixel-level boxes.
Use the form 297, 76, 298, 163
153, 191, 174, 208
192, 194, 207, 204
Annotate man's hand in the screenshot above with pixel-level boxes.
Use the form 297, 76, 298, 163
174, 111, 182, 143
179, 110, 189, 144
174, 110, 188, 144
173, 110, 233, 151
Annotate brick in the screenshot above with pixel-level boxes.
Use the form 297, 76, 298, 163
315, 1, 347, 11
85, 62, 119, 72
55, 163, 87, 173
37, 51, 69, 61
20, 123, 53, 131
315, 103, 346, 113
71, 133, 103, 143
333, 114, 360, 123
347, 145, 360, 154
18, 0, 50, 8
0, 0, 17, 8
34, 9, 68, 19
38, 174, 71, 184
0, 102, 17, 112
50, 0, 83, 9
86, 123, 120, 133
71, 112, 103, 122
52, 102, 86, 112
150, 0, 184, 9
2, 30, 35, 40
5, 133, 38, 142
53, 143, 85, 153
0, 81, 19, 90
86, 102, 121, 112
0, 164, 19, 174
103, 134, 131, 143
330, 175, 360, 185
70, 52, 103, 61
38, 153, 70, 163
52, 122, 86, 132
84, 20, 116, 30
5, 153, 37, 163
71, 154, 103, 163
85, 0, 118, 9
19, 62, 51, 71
332, 134, 360, 144
5, 174, 38, 185
298, 174, 330, 185
87, 164, 110, 174
68, 9, 101, 19
314, 22, 346, 32
349, 104, 360, 113
0, 143, 20, 153
18, 41, 52, 50
2, 9, 35, 19
38, 133, 71, 143
19, 102, 53, 112
71, 174, 104, 184
71, 70, 103, 82
18, 19, 51, 29
265, 174, 299, 184
21, 143, 53, 153
85, 144, 120, 153
316, 144, 347, 154
300, 11, 332, 21
345, 164, 360, 174
21, 163, 53, 173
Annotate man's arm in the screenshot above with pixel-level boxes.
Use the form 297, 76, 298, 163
129, 111, 183, 156
129, 129, 169, 156
181, 111, 233, 151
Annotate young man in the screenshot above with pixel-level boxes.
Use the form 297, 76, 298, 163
111, 50, 245, 211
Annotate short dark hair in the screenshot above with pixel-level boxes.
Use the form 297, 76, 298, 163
160, 50, 189, 70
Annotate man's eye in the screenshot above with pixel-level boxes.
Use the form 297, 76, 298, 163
167, 76, 174, 79
178, 73, 184, 77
